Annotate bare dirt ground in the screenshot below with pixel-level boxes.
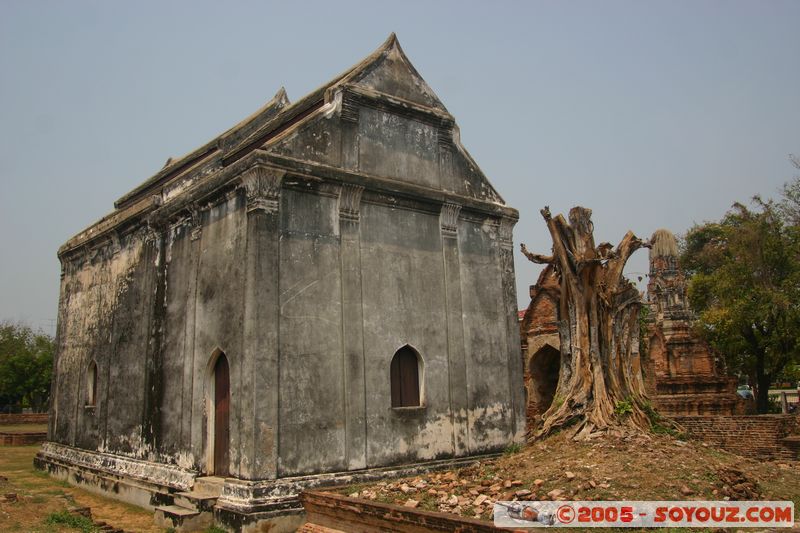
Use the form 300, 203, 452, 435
0, 444, 166, 532
337, 430, 800, 532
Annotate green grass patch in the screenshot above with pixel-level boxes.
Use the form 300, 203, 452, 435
503, 442, 522, 455
44, 510, 98, 533
614, 398, 634, 417
642, 400, 684, 437
552, 394, 565, 410
419, 498, 439, 512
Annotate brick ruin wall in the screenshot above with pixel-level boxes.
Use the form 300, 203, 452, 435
299, 490, 502, 533
0, 432, 47, 445
0, 413, 48, 424
520, 266, 562, 429
675, 415, 800, 460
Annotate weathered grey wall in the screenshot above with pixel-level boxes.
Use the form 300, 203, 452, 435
159, 194, 247, 470
358, 109, 439, 187
52, 230, 155, 458
459, 219, 517, 452
277, 188, 345, 476
361, 201, 451, 468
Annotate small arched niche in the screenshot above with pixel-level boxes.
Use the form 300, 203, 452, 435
390, 345, 423, 408
86, 360, 98, 407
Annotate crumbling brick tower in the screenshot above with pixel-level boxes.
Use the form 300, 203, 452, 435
643, 229, 743, 415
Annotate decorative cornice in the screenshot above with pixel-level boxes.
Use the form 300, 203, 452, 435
340, 96, 359, 124
317, 182, 342, 199
338, 183, 365, 222
264, 153, 516, 219
499, 217, 516, 249
440, 202, 461, 237
59, 145, 517, 262
438, 122, 455, 152
239, 165, 285, 214
143, 222, 163, 245
339, 84, 453, 129
188, 204, 203, 241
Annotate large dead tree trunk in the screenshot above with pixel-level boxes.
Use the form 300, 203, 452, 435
521, 206, 653, 439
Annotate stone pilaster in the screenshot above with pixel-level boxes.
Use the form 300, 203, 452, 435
183, 206, 202, 457
338, 182, 367, 470
239, 165, 284, 479
141, 222, 168, 453
439, 202, 469, 455
339, 91, 359, 170
498, 216, 525, 442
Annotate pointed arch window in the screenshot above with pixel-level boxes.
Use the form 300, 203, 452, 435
86, 360, 98, 406
390, 346, 422, 408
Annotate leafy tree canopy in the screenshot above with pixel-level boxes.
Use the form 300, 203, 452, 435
0, 322, 54, 413
681, 170, 800, 413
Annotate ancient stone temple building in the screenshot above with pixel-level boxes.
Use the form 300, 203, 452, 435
642, 229, 742, 416
36, 34, 525, 531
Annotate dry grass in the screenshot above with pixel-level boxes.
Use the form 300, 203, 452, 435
0, 444, 167, 532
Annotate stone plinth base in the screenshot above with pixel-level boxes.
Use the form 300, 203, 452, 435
213, 454, 497, 531
34, 441, 195, 510
35, 441, 497, 532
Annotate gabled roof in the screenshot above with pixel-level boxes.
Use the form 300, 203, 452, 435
114, 33, 416, 208
116, 33, 440, 209
114, 86, 290, 209
63, 34, 512, 258
337, 33, 448, 112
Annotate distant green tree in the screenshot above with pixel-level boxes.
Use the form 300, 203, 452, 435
681, 181, 800, 413
0, 322, 54, 413
777, 155, 800, 227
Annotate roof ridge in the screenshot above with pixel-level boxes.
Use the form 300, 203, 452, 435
114, 32, 450, 210
114, 86, 290, 209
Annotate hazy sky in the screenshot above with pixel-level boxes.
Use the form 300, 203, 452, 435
1, 1, 799, 335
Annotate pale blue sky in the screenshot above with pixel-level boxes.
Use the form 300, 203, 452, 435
1, 1, 799, 334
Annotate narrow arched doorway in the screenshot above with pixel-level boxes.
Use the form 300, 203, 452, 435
528, 345, 560, 422
212, 353, 230, 476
